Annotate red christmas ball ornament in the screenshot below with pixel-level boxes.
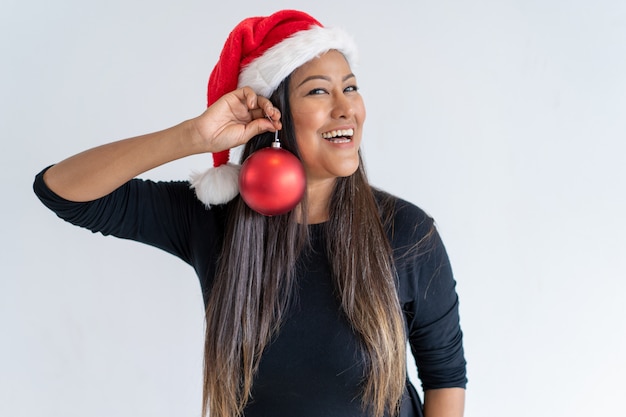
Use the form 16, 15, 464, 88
239, 142, 306, 216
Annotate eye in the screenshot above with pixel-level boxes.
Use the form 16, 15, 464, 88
307, 88, 328, 95
344, 85, 359, 93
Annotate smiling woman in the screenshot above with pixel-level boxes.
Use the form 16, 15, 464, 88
289, 50, 365, 199
33, 9, 466, 417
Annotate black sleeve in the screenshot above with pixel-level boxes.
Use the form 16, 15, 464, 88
32, 166, 214, 266
408, 227, 466, 390
392, 200, 467, 391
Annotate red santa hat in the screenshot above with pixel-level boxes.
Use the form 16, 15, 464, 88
190, 9, 358, 207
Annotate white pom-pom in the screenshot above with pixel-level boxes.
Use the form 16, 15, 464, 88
189, 163, 241, 208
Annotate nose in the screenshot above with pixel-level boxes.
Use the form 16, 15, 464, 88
331, 93, 355, 119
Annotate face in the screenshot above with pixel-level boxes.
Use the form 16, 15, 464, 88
288, 50, 366, 185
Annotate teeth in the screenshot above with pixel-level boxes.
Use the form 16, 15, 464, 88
321, 128, 354, 139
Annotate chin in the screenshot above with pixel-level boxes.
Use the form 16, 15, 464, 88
336, 161, 360, 178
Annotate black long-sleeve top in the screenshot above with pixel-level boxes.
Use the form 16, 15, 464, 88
34, 168, 467, 416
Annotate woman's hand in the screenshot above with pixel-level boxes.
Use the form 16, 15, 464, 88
43, 87, 281, 202
190, 86, 282, 153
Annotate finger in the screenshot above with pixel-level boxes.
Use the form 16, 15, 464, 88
256, 96, 279, 118
248, 106, 282, 129
240, 87, 282, 129
240, 86, 260, 110
236, 118, 277, 144
258, 100, 282, 130
264, 104, 282, 128
248, 107, 268, 121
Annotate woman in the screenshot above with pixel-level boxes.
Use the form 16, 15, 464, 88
34, 9, 466, 417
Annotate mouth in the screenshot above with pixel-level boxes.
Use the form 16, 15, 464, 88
321, 128, 354, 144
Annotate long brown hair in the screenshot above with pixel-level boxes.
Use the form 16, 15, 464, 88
202, 77, 407, 417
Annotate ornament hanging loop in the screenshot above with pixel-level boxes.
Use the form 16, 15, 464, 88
267, 114, 281, 148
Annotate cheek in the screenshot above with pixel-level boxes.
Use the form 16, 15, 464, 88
356, 98, 366, 122
293, 107, 323, 130
291, 112, 308, 140
292, 113, 323, 149
294, 135, 317, 163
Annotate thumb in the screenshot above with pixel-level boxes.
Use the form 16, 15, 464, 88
241, 118, 279, 142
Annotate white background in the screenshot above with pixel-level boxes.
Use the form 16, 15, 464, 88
2, 0, 625, 416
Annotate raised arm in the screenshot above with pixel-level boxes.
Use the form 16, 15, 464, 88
43, 87, 281, 202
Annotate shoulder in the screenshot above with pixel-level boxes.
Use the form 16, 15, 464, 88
372, 188, 435, 250
373, 189, 452, 304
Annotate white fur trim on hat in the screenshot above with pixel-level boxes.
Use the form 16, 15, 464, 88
238, 25, 358, 97
189, 163, 241, 207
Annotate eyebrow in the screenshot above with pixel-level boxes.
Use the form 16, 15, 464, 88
296, 73, 356, 88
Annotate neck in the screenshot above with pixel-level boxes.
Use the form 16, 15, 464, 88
300, 178, 335, 224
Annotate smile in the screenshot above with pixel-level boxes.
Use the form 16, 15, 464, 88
321, 128, 354, 143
